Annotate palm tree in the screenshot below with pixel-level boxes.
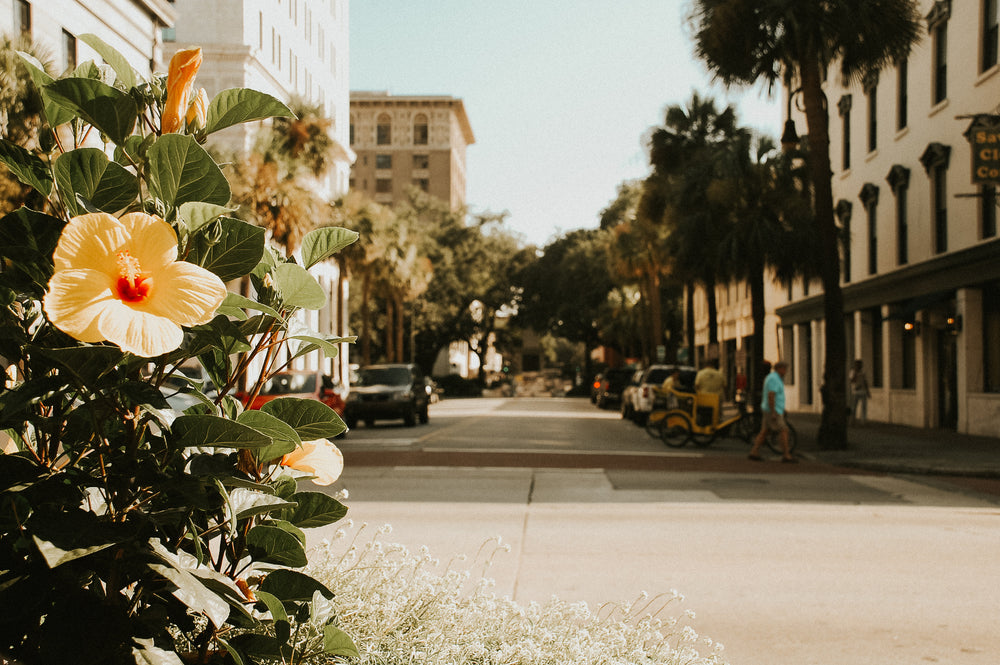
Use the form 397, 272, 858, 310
643, 93, 740, 360
715, 132, 816, 405
691, 0, 923, 449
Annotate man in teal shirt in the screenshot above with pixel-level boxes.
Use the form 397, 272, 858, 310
748, 361, 795, 462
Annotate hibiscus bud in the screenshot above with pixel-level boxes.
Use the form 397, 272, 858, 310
162, 48, 202, 134
236, 578, 256, 602
185, 87, 209, 133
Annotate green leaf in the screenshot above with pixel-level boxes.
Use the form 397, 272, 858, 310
225, 488, 297, 522
254, 590, 288, 623
16, 51, 75, 127
205, 88, 295, 135
78, 34, 138, 90
323, 625, 360, 659
53, 148, 139, 216
188, 216, 265, 282
172, 415, 273, 449
259, 569, 333, 602
289, 334, 354, 362
29, 345, 123, 385
177, 201, 232, 234
282, 492, 348, 529
148, 562, 230, 628
238, 410, 301, 463
260, 397, 346, 440
32, 535, 115, 568
217, 292, 283, 321
272, 263, 327, 310
147, 133, 231, 213
44, 77, 138, 145
0, 208, 65, 296
0, 139, 53, 196
132, 639, 187, 665
246, 525, 307, 567
300, 227, 359, 269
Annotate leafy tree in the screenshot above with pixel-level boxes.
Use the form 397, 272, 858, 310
691, 0, 923, 448
0, 34, 50, 215
643, 93, 739, 359
516, 228, 616, 379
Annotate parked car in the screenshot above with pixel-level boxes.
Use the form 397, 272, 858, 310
239, 371, 346, 415
343, 363, 430, 428
622, 364, 696, 424
594, 367, 636, 409
160, 362, 216, 411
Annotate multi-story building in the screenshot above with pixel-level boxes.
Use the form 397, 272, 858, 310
691, 0, 1000, 437
168, 0, 354, 384
2, 0, 174, 77
349, 91, 475, 210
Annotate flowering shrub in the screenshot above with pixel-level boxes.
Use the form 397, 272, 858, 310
305, 523, 729, 665
0, 37, 358, 664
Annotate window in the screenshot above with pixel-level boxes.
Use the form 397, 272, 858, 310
864, 75, 878, 153
984, 0, 999, 71
920, 142, 951, 254
349, 117, 354, 145
886, 165, 910, 265
162, 27, 176, 43
375, 154, 392, 169
927, 1, 950, 104
16, 0, 30, 35
982, 185, 997, 238
412, 154, 429, 169
62, 30, 77, 72
835, 199, 853, 283
375, 178, 392, 194
412, 178, 429, 192
859, 184, 879, 275
838, 95, 852, 171
413, 113, 429, 145
897, 59, 908, 131
376, 114, 391, 145
985, 283, 1000, 392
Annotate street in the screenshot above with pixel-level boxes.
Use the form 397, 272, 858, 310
316, 397, 1000, 665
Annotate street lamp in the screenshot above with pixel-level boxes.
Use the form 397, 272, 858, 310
781, 84, 801, 152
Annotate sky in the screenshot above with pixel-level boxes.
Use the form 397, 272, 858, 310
349, 1, 784, 247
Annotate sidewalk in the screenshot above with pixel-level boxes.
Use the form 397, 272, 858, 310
793, 412, 1000, 478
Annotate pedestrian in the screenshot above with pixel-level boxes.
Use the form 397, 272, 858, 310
660, 367, 681, 409
695, 358, 725, 401
748, 360, 795, 462
849, 359, 871, 424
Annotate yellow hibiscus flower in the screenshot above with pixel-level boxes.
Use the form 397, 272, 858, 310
281, 439, 344, 486
43, 212, 227, 358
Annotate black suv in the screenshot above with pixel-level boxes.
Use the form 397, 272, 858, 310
343, 364, 430, 428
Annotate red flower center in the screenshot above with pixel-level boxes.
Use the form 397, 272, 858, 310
115, 250, 151, 303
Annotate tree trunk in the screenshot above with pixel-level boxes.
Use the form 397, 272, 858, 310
394, 293, 405, 363
361, 271, 372, 365
648, 270, 663, 362
385, 297, 395, 363
801, 52, 848, 450
749, 261, 766, 409
705, 277, 718, 356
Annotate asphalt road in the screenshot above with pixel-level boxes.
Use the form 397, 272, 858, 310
316, 397, 1000, 665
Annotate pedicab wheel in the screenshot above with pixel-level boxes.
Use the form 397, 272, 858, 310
660, 410, 693, 448
644, 411, 666, 440
689, 428, 716, 447
764, 421, 798, 455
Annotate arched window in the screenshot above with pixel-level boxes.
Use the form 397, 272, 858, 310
413, 113, 428, 145
376, 113, 391, 145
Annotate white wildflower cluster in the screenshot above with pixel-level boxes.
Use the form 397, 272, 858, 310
303, 523, 729, 665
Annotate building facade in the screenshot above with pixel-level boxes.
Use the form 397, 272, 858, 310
2, 0, 174, 77
349, 91, 475, 210
168, 0, 354, 384
690, 0, 1000, 437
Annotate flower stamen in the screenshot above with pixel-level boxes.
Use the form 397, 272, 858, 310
116, 250, 151, 303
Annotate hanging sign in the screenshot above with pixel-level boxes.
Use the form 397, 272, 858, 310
965, 114, 1000, 185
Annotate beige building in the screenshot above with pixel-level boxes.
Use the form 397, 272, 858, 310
167, 0, 355, 385
691, 0, 1000, 436
349, 91, 475, 210
2, 0, 174, 76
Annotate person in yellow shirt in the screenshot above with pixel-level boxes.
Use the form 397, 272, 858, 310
694, 358, 725, 401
